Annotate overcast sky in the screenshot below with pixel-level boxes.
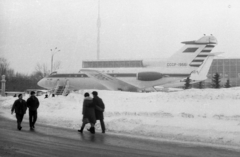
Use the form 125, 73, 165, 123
1, 0, 240, 74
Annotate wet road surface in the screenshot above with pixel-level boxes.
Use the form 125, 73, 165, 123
0, 116, 239, 157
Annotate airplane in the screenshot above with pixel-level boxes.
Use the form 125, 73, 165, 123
37, 35, 221, 94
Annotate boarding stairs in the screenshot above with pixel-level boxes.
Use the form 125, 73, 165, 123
53, 80, 70, 96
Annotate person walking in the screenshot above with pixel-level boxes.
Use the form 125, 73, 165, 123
92, 91, 105, 133
11, 94, 27, 130
27, 91, 39, 130
78, 93, 96, 134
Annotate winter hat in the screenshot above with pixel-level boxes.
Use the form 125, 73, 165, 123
92, 91, 98, 96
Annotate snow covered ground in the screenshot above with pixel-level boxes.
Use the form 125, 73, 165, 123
1, 88, 240, 148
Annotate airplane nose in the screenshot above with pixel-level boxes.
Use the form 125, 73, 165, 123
37, 79, 45, 88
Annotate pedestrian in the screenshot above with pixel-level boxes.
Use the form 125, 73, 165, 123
92, 91, 105, 133
78, 92, 96, 134
27, 91, 40, 130
11, 94, 27, 130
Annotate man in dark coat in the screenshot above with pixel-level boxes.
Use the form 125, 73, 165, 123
27, 91, 40, 130
11, 94, 27, 130
92, 91, 105, 133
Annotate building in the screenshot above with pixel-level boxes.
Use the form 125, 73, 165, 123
205, 58, 240, 87
82, 60, 143, 68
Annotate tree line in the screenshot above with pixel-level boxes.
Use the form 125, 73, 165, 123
0, 57, 61, 91
184, 73, 231, 89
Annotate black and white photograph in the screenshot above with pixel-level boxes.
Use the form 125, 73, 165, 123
0, 0, 240, 156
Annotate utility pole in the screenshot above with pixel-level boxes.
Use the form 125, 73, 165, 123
97, 0, 101, 60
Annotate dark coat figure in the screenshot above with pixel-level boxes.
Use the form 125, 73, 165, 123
78, 93, 96, 134
11, 94, 27, 130
27, 91, 39, 130
93, 96, 105, 120
82, 97, 96, 124
92, 91, 106, 133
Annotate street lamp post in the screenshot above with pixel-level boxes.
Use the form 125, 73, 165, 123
50, 47, 60, 73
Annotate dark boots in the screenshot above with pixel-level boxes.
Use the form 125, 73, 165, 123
87, 127, 95, 134
17, 126, 22, 130
78, 126, 95, 134
78, 127, 84, 133
17, 122, 22, 131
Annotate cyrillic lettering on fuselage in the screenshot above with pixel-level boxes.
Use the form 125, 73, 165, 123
167, 63, 188, 67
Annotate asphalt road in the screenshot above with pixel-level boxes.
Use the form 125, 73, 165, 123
0, 115, 239, 157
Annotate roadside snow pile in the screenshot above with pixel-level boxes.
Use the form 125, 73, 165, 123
1, 88, 240, 147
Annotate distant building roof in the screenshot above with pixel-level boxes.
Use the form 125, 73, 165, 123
82, 60, 143, 68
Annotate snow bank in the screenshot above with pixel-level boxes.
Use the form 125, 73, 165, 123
1, 88, 240, 148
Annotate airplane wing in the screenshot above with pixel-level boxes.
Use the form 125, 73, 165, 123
80, 69, 140, 92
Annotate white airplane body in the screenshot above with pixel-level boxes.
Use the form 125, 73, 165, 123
38, 35, 220, 92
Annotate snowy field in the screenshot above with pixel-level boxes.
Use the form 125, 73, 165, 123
1, 88, 240, 148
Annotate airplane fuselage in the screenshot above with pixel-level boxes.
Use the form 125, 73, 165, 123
38, 65, 196, 91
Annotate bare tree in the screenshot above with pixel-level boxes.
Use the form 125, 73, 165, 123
34, 63, 50, 78
31, 71, 44, 80
6, 69, 15, 78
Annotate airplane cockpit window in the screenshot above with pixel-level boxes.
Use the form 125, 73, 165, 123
48, 71, 58, 77
50, 71, 57, 76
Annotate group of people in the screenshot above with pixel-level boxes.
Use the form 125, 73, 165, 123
11, 90, 106, 134
78, 91, 105, 134
11, 91, 40, 130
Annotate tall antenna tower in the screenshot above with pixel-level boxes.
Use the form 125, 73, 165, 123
97, 0, 101, 60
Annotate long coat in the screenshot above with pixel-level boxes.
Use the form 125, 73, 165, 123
27, 96, 39, 111
11, 99, 27, 115
82, 97, 96, 124
92, 96, 105, 120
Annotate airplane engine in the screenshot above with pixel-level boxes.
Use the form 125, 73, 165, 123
137, 72, 163, 81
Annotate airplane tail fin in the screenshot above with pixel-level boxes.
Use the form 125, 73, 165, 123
189, 52, 223, 81
168, 35, 217, 68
